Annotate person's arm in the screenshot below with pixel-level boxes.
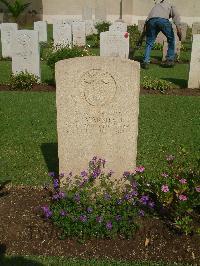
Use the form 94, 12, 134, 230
171, 5, 182, 41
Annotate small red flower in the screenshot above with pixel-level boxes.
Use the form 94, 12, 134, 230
124, 32, 129, 39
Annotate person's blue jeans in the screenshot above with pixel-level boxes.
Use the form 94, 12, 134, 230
143, 17, 175, 63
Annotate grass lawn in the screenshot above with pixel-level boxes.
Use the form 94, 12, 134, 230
0, 92, 199, 185
0, 256, 189, 266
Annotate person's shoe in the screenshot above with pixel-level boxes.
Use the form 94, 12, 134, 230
161, 59, 175, 68
141, 62, 149, 69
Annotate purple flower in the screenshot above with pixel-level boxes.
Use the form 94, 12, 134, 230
124, 193, 132, 201
79, 214, 87, 222
130, 190, 138, 197
148, 201, 155, 208
131, 181, 138, 188
81, 170, 88, 177
195, 186, 200, 192
92, 168, 101, 179
179, 178, 187, 184
92, 156, 97, 161
135, 166, 145, 173
115, 215, 122, 221
59, 173, 65, 178
106, 221, 113, 230
48, 172, 55, 177
79, 178, 89, 187
41, 206, 52, 219
140, 195, 149, 205
53, 178, 59, 189
179, 194, 187, 201
74, 193, 80, 202
116, 199, 123, 205
104, 193, 111, 200
52, 191, 66, 201
138, 210, 145, 217
123, 171, 130, 178
161, 173, 169, 178
87, 207, 93, 213
161, 185, 169, 193
96, 216, 103, 223
60, 210, 67, 216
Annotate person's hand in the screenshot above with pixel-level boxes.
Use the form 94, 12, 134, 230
177, 27, 182, 41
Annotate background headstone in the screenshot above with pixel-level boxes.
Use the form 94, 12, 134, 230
180, 22, 188, 41
155, 32, 166, 45
138, 20, 145, 32
85, 20, 97, 36
12, 30, 40, 79
109, 21, 127, 32
34, 21, 47, 43
1, 23, 18, 58
82, 6, 93, 20
162, 24, 181, 61
100, 31, 129, 59
56, 56, 140, 183
192, 22, 200, 35
72, 21, 86, 46
188, 34, 200, 88
53, 21, 72, 48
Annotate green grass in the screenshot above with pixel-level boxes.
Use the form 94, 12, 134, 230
0, 256, 191, 266
0, 93, 199, 185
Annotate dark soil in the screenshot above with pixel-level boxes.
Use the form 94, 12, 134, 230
0, 186, 199, 264
1, 84, 200, 96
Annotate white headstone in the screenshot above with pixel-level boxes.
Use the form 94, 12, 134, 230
72, 21, 86, 46
53, 21, 72, 48
1, 23, 18, 58
188, 34, 200, 89
85, 20, 97, 36
180, 22, 188, 41
100, 31, 129, 59
82, 6, 92, 20
109, 22, 127, 33
55, 56, 140, 183
138, 20, 145, 32
162, 24, 181, 61
192, 22, 200, 35
12, 30, 40, 79
34, 21, 47, 42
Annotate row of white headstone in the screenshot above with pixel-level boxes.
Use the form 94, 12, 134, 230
0, 21, 199, 89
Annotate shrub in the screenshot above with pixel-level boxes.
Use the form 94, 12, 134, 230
142, 76, 177, 93
94, 21, 111, 35
135, 152, 200, 235
40, 41, 54, 61
152, 43, 163, 50
41, 152, 200, 238
42, 157, 154, 240
46, 46, 93, 71
127, 25, 141, 49
86, 34, 99, 48
10, 71, 39, 91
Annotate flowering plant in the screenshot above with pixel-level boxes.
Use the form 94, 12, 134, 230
133, 153, 200, 234
42, 157, 154, 239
